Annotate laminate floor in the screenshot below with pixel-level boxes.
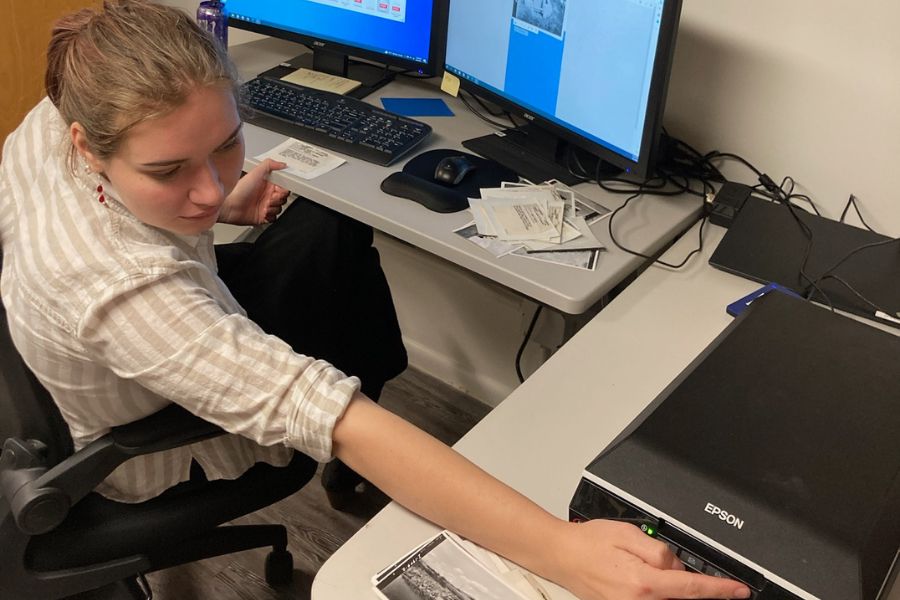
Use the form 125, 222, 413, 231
145, 367, 490, 600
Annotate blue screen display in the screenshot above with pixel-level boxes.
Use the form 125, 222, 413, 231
224, 0, 435, 65
445, 0, 666, 163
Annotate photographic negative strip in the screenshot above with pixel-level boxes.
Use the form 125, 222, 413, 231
374, 532, 528, 600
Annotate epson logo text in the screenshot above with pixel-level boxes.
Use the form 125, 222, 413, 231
704, 503, 745, 530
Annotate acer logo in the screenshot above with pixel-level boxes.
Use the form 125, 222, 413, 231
704, 503, 745, 530
523, 113, 535, 121
313, 41, 326, 47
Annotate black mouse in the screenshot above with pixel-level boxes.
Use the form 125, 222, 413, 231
434, 155, 477, 185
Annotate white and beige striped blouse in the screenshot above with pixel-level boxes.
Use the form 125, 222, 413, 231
0, 98, 359, 503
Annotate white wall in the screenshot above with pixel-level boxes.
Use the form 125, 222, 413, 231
668, 1, 900, 233
167, 0, 900, 405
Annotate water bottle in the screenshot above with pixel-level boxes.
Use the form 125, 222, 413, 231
197, 0, 228, 48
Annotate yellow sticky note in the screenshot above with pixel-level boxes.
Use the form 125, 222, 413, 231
441, 71, 460, 97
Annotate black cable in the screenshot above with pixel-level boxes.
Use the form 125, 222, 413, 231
605, 187, 710, 270
706, 151, 763, 177
515, 305, 543, 383
779, 176, 821, 216
756, 175, 832, 306
816, 274, 893, 317
784, 203, 834, 311
811, 237, 900, 292
458, 91, 513, 130
470, 92, 506, 117
839, 194, 877, 233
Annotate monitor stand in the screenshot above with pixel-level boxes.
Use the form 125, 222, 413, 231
463, 124, 619, 186
256, 48, 396, 100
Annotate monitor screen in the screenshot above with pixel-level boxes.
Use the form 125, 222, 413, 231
225, 0, 439, 73
445, 0, 682, 179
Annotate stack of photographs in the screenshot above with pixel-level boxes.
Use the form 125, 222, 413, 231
455, 180, 610, 271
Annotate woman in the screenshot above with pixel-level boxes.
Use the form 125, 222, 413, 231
0, 2, 750, 599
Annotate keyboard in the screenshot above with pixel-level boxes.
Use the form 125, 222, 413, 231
240, 77, 432, 166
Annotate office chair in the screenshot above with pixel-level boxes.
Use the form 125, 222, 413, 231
0, 297, 317, 599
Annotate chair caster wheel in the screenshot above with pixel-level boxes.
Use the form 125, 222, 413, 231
265, 549, 293, 586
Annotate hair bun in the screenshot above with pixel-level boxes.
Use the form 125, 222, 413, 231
45, 8, 98, 105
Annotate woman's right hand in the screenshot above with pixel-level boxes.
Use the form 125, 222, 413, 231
546, 519, 751, 600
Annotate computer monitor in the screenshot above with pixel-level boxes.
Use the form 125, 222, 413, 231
225, 0, 445, 98
445, 0, 683, 184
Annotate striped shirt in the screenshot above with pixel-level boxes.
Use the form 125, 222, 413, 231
0, 98, 360, 503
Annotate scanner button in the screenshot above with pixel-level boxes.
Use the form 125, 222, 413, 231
678, 550, 704, 572
703, 564, 729, 579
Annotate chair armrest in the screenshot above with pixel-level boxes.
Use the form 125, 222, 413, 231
1, 404, 224, 534
109, 403, 223, 455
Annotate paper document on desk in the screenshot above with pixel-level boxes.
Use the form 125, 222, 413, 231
254, 138, 345, 180
280, 67, 361, 95
373, 530, 547, 600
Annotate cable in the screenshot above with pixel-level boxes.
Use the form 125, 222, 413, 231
604, 186, 710, 270
753, 173, 833, 306
816, 274, 893, 317
458, 91, 514, 130
839, 194, 877, 232
812, 237, 900, 291
470, 92, 506, 117
515, 305, 543, 383
779, 176, 821, 216
706, 151, 763, 178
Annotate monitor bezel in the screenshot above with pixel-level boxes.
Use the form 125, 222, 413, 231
227, 1, 445, 76
445, 0, 683, 179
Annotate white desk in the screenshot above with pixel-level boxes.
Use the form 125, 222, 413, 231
230, 38, 702, 315
311, 222, 900, 600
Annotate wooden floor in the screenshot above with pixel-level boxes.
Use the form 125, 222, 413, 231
145, 367, 490, 600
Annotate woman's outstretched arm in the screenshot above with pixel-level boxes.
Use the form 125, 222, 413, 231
332, 394, 750, 600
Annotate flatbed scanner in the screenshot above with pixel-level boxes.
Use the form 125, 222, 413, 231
569, 292, 900, 600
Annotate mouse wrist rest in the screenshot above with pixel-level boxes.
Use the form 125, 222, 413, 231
380, 172, 470, 214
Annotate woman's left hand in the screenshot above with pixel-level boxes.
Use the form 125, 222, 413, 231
219, 159, 290, 226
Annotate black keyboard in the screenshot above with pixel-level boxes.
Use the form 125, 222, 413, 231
240, 77, 432, 166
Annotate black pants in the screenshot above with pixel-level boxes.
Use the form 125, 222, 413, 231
214, 197, 408, 401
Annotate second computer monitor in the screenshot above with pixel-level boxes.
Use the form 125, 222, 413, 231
445, 0, 683, 182
227, 0, 444, 96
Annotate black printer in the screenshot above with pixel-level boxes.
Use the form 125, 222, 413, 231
569, 293, 900, 600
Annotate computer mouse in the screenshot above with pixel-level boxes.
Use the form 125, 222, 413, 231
434, 155, 477, 186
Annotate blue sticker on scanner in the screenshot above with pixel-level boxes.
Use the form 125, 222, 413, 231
727, 283, 802, 317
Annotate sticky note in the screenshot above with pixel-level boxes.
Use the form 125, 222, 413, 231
381, 98, 454, 117
441, 71, 461, 97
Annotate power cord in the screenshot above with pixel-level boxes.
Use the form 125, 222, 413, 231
839, 194, 877, 232
515, 305, 543, 383
459, 91, 517, 130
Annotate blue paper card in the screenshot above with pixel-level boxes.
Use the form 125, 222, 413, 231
381, 97, 454, 117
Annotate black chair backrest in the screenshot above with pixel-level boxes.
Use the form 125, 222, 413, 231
0, 297, 74, 466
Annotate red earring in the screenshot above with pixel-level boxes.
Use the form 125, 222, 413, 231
97, 184, 105, 204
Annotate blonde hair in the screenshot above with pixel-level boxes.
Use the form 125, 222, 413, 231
45, 0, 239, 168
